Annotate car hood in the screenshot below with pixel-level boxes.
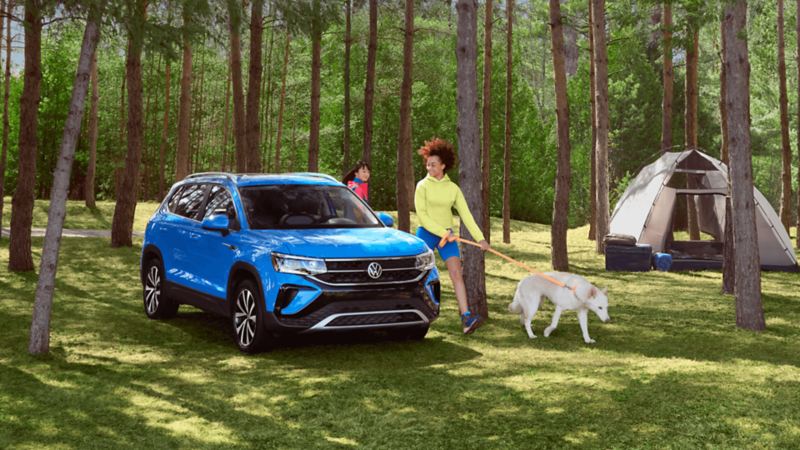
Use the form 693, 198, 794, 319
248, 227, 430, 259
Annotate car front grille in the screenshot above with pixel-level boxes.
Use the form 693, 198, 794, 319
310, 256, 423, 286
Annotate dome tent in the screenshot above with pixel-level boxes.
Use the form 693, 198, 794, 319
609, 149, 798, 272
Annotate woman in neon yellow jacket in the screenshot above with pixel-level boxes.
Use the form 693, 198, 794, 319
414, 138, 490, 334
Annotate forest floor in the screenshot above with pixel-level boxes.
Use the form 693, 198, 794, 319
1, 201, 799, 448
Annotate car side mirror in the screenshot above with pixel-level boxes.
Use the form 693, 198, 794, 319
202, 214, 230, 235
377, 212, 394, 227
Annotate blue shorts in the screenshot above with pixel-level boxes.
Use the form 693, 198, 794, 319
416, 227, 460, 261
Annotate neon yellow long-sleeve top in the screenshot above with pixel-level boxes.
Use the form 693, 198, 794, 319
414, 174, 486, 242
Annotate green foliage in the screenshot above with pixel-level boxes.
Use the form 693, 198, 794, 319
2, 219, 800, 447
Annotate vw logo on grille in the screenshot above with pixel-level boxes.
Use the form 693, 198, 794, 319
366, 262, 383, 279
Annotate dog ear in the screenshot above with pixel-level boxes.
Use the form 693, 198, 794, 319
589, 286, 597, 299
601, 287, 608, 295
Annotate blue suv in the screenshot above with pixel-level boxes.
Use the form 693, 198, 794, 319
141, 172, 440, 352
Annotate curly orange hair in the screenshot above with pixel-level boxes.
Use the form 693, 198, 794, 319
417, 138, 456, 172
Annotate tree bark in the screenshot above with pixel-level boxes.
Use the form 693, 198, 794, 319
587, 0, 596, 241
246, 0, 264, 172
0, 0, 12, 235
777, 0, 792, 232
9, 0, 42, 271
29, 7, 100, 355
661, 1, 673, 152
723, 0, 765, 331
720, 17, 734, 295
111, 0, 147, 248
175, 7, 192, 180
85, 49, 99, 207
274, 31, 290, 172
502, 0, 513, 244
261, 9, 274, 171
229, 0, 247, 172
157, 59, 170, 198
343, 0, 351, 176
481, 0, 492, 243
222, 63, 231, 171
685, 27, 700, 240
591, 0, 609, 254
396, 0, 414, 232
549, 0, 571, 271
797, 0, 800, 248
308, 32, 321, 172
362, 0, 377, 165
456, 0, 487, 318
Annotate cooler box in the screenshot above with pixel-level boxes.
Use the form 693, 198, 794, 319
605, 244, 652, 272
652, 252, 673, 271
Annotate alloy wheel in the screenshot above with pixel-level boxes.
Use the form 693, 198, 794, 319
145, 265, 160, 315
234, 288, 257, 348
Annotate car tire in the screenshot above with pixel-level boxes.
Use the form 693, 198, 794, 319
143, 257, 178, 319
231, 279, 270, 353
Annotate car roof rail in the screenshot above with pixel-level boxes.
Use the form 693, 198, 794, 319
287, 172, 341, 183
184, 172, 237, 182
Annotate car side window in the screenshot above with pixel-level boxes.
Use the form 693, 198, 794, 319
203, 185, 235, 220
171, 184, 207, 220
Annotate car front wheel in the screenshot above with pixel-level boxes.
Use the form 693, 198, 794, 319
231, 279, 270, 353
143, 258, 178, 319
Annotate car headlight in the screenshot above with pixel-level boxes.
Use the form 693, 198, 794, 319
415, 249, 435, 271
272, 253, 327, 275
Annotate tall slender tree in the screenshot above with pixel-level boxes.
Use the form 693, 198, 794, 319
228, 0, 247, 172
396, 0, 414, 233
723, 0, 764, 331
777, 0, 792, 232
661, 1, 673, 152
502, 0, 513, 244
274, 30, 290, 172
591, 0, 610, 253
480, 0, 492, 242
342, 0, 351, 176
85, 48, 99, 207
158, 57, 171, 198
246, 0, 264, 172
362, 0, 377, 164
175, 4, 193, 180
29, 3, 101, 355
685, 20, 700, 240
796, 0, 800, 248
110, 0, 147, 248
587, 0, 596, 241
720, 15, 734, 295
456, 0, 487, 318
549, 0, 571, 271
8, 0, 43, 271
0, 0, 11, 235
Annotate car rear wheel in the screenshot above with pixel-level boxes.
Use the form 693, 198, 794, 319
143, 258, 178, 319
232, 279, 270, 353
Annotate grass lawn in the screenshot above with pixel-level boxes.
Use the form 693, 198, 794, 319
1, 197, 160, 231
1, 215, 800, 448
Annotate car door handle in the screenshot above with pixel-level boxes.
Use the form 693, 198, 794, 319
223, 243, 237, 251
189, 232, 201, 240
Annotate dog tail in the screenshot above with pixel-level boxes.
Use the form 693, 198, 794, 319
508, 284, 523, 314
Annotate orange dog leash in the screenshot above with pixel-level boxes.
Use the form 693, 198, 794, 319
438, 233, 577, 293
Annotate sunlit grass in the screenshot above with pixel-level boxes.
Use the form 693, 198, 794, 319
1, 214, 799, 448
1, 197, 159, 231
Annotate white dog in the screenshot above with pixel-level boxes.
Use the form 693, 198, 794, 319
508, 272, 610, 344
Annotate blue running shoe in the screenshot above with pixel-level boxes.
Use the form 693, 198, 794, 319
461, 311, 483, 334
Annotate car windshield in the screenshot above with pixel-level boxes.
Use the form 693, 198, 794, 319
240, 185, 382, 229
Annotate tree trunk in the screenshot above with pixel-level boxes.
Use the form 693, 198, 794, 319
111, 0, 147, 248
549, 0, 571, 271
720, 17, 734, 295
481, 0, 492, 243
456, 0, 487, 319
777, 0, 792, 232
396, 0, 414, 232
797, 0, 800, 248
723, 0, 765, 331
0, 0, 12, 235
175, 8, 192, 180
246, 0, 264, 172
274, 31, 290, 172
157, 60, 170, 198
308, 33, 321, 172
343, 0, 351, 176
8, 0, 42, 271
229, 1, 247, 173
29, 8, 100, 355
85, 49, 99, 208
222, 63, 231, 171
587, 0, 596, 241
591, 0, 609, 254
685, 28, 700, 240
362, 0, 377, 165
261, 10, 274, 171
502, 0, 513, 244
661, 1, 673, 152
